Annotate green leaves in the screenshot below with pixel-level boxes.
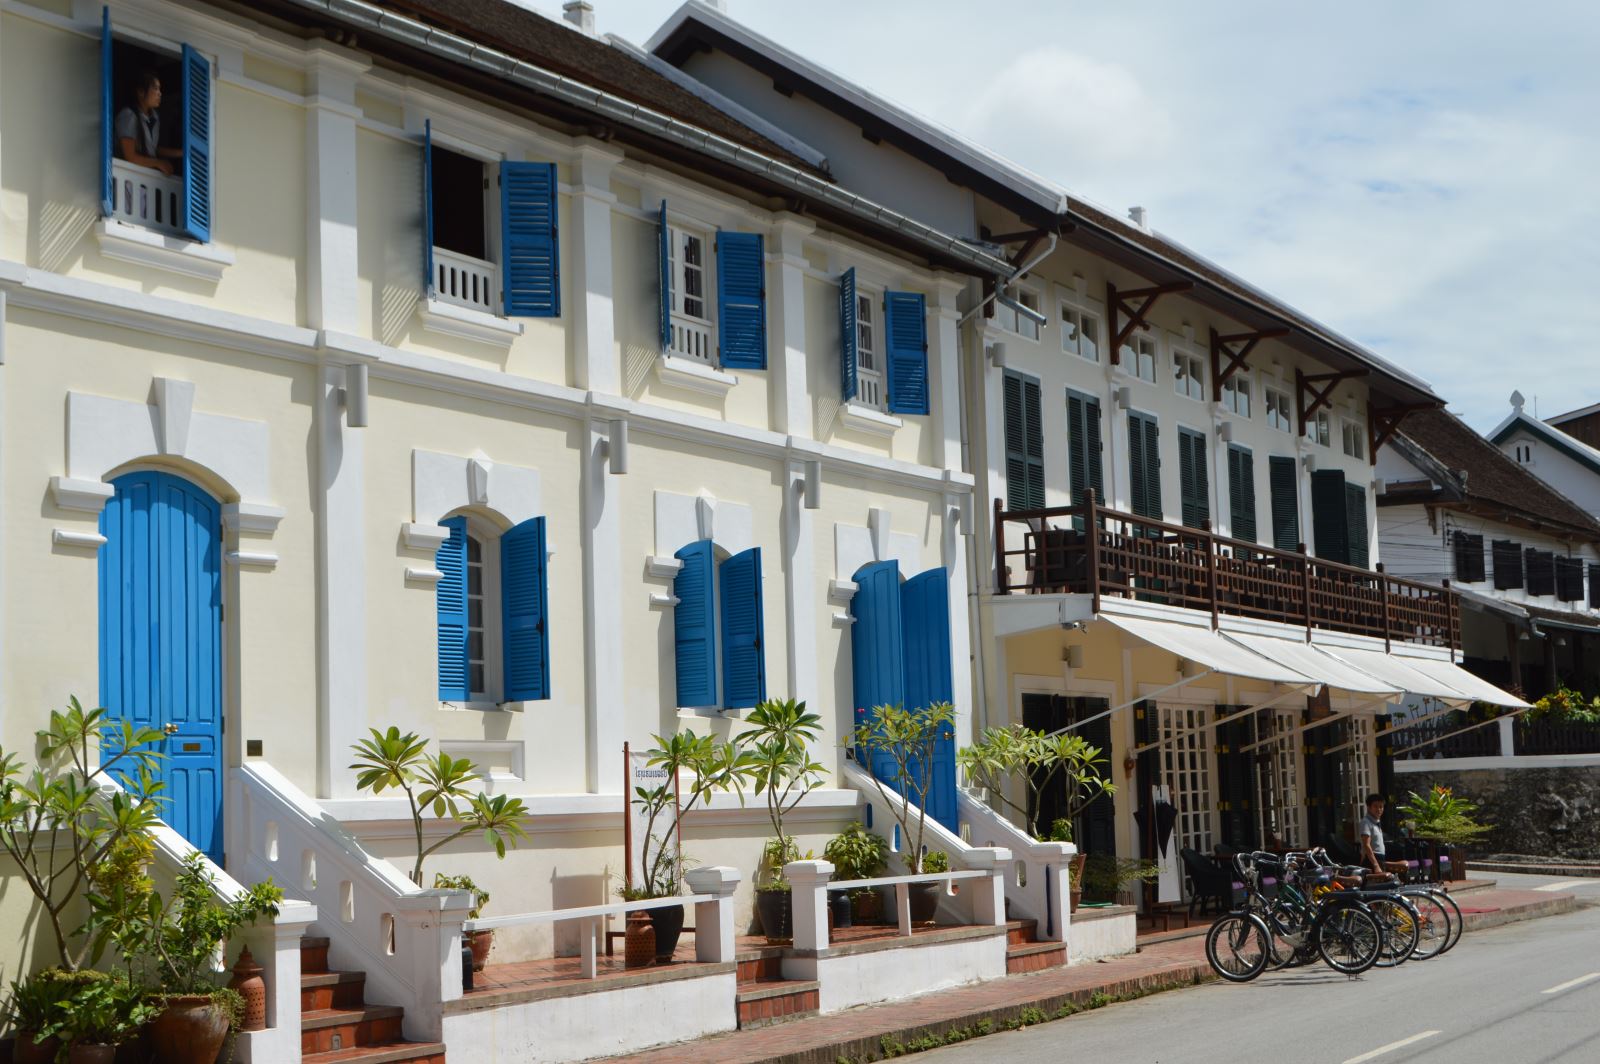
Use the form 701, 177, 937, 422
822, 821, 889, 881
1399, 785, 1490, 846
845, 702, 957, 873
957, 723, 1115, 839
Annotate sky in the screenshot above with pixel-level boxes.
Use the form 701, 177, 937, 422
514, 1, 1600, 431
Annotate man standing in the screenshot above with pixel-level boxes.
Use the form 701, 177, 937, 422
114, 70, 184, 176
1358, 792, 1389, 874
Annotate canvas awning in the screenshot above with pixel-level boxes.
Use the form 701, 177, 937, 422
1100, 614, 1316, 686
1314, 643, 1471, 704
1220, 632, 1402, 699
1390, 649, 1531, 709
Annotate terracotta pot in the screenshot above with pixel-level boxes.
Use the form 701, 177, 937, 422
147, 995, 230, 1064
624, 910, 656, 969
647, 904, 685, 962
909, 882, 941, 925
755, 888, 793, 944
851, 888, 885, 925
227, 947, 267, 1031
13, 1033, 61, 1064
69, 1045, 117, 1064
467, 929, 495, 971
1069, 888, 1082, 914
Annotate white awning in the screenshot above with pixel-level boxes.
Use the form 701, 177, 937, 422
1390, 650, 1532, 709
1101, 614, 1317, 686
1316, 643, 1473, 704
1221, 633, 1402, 699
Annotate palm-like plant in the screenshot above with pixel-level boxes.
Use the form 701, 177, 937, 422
349, 727, 530, 884
958, 724, 1116, 840
630, 729, 748, 897
739, 699, 826, 887
847, 702, 956, 874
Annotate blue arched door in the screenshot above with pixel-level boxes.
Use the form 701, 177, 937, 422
99, 471, 224, 863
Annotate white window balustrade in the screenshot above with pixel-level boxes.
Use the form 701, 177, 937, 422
433, 246, 499, 315
110, 159, 184, 237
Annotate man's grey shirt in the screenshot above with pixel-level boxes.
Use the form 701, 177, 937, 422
114, 107, 160, 159
1360, 813, 1386, 856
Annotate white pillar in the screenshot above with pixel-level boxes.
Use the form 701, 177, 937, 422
784, 453, 818, 714
686, 865, 741, 963
784, 859, 834, 952
961, 846, 1011, 927
581, 409, 624, 793
393, 890, 471, 1042
569, 141, 623, 394
768, 213, 814, 437
930, 275, 964, 472
315, 363, 365, 797
943, 485, 974, 747
0, 288, 7, 738
304, 44, 367, 335
980, 327, 1008, 592
233, 900, 315, 1064
1497, 715, 1516, 756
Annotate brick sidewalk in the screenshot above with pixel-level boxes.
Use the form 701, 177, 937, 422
605, 886, 1578, 1064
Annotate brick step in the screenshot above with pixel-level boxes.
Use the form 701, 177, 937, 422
302, 969, 367, 1011
736, 979, 820, 1029
303, 1042, 447, 1064
302, 1004, 405, 1056
1005, 919, 1039, 947
302, 935, 331, 974
735, 947, 785, 982
1006, 940, 1066, 975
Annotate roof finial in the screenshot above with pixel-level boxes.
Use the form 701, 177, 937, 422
1510, 389, 1525, 415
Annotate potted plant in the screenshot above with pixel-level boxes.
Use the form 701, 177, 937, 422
1078, 855, 1159, 906
738, 699, 826, 944
848, 701, 957, 925
625, 729, 746, 960
434, 874, 493, 970
822, 821, 889, 925
350, 728, 531, 886
142, 853, 282, 1064
1400, 785, 1488, 880
4, 969, 73, 1064
52, 972, 159, 1064
1047, 819, 1090, 912
958, 725, 1116, 840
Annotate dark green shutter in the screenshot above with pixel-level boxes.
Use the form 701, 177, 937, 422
1067, 390, 1104, 529
1344, 482, 1369, 569
1269, 456, 1300, 552
1128, 412, 1162, 520
1311, 469, 1349, 564
1228, 446, 1257, 544
1004, 371, 1044, 510
1178, 429, 1208, 528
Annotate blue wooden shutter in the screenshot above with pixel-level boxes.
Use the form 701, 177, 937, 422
100, 7, 113, 216
1178, 428, 1209, 529
501, 161, 559, 317
673, 540, 718, 706
851, 560, 905, 788
901, 567, 957, 832
884, 291, 929, 415
839, 268, 858, 402
716, 230, 766, 368
434, 517, 470, 701
423, 120, 434, 295
657, 200, 671, 351
501, 517, 550, 702
718, 547, 765, 709
1269, 455, 1300, 552
180, 44, 211, 242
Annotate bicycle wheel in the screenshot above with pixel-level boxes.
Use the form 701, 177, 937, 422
1315, 904, 1383, 975
1432, 888, 1465, 954
1206, 913, 1272, 982
1369, 896, 1420, 968
1402, 891, 1451, 961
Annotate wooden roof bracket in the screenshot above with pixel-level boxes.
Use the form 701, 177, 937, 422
1210, 326, 1289, 402
1367, 400, 1443, 465
1107, 280, 1192, 364
1295, 367, 1368, 436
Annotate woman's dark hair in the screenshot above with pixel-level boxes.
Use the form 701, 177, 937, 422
129, 68, 161, 101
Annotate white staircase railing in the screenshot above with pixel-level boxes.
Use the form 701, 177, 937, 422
841, 760, 1073, 943
231, 763, 470, 1043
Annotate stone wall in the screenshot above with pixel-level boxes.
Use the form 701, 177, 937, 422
1398, 767, 1600, 859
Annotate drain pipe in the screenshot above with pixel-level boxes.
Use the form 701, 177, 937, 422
958, 234, 1058, 328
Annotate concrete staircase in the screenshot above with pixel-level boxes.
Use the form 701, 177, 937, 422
734, 946, 819, 1029
1005, 918, 1066, 974
301, 935, 447, 1063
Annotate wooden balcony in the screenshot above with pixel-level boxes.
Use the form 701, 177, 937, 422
994, 491, 1458, 651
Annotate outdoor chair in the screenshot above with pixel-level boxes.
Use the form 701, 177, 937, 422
1180, 847, 1236, 917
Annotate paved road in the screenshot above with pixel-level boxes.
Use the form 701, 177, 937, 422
917, 877, 1600, 1064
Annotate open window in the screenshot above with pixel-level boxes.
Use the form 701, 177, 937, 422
656, 200, 768, 373
435, 514, 550, 705
1121, 334, 1158, 383
101, 8, 211, 241
672, 541, 766, 712
1173, 350, 1205, 401
423, 121, 558, 319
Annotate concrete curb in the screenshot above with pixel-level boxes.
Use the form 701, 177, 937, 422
1458, 893, 1578, 932
1469, 861, 1600, 878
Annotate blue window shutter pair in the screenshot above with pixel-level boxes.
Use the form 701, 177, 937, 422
719, 547, 765, 709
672, 540, 766, 707
657, 200, 671, 351
716, 231, 767, 369
435, 516, 550, 702
423, 120, 434, 296
884, 291, 928, 415
839, 268, 858, 402
501, 517, 550, 701
502, 161, 560, 317
673, 540, 718, 706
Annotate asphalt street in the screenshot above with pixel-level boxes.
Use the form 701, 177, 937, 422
917, 873, 1600, 1064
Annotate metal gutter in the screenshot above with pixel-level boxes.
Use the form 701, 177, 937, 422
279, 0, 1014, 278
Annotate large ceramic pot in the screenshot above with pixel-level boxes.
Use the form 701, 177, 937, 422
467, 928, 495, 971
647, 903, 686, 962
13, 1033, 61, 1064
908, 882, 942, 925
829, 889, 853, 929
851, 887, 885, 925
755, 888, 793, 944
68, 1045, 117, 1064
624, 911, 656, 969
148, 995, 230, 1064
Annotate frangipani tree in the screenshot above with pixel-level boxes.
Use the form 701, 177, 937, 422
958, 724, 1115, 841
847, 702, 956, 874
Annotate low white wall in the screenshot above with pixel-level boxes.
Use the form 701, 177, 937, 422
784, 930, 1006, 1014
1068, 907, 1136, 963
441, 968, 737, 1062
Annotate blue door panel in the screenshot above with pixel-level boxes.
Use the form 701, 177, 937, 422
901, 567, 957, 832
99, 471, 224, 863
850, 560, 905, 797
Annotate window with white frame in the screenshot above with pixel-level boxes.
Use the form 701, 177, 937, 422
1341, 418, 1365, 460
1265, 387, 1293, 432
1222, 371, 1252, 417
464, 530, 492, 698
1060, 302, 1101, 363
1312, 408, 1332, 447
668, 224, 713, 362
854, 290, 883, 410
1173, 350, 1205, 400
1121, 334, 1158, 383
994, 287, 1042, 342
104, 25, 212, 243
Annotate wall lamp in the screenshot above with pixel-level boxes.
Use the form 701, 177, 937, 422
340, 363, 369, 428
601, 419, 628, 475
951, 493, 974, 535
799, 459, 822, 510
987, 341, 1008, 369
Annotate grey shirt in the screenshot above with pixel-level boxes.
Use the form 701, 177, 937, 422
114, 107, 160, 159
1359, 814, 1386, 858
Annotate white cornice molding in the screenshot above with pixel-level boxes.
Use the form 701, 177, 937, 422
93, 221, 236, 283
52, 529, 107, 550
838, 403, 903, 438
402, 523, 451, 551
226, 550, 279, 570
654, 354, 738, 397
222, 502, 286, 535
49, 476, 116, 514
415, 298, 524, 347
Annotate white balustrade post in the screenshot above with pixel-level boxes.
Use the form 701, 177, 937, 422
686, 865, 742, 963
784, 859, 834, 952
579, 916, 598, 978
1498, 715, 1516, 756
1042, 842, 1075, 944
962, 846, 1011, 927
231, 900, 316, 1064
896, 882, 912, 937
393, 889, 471, 1041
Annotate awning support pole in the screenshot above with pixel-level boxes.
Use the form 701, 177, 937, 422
1131, 685, 1316, 756
1389, 708, 1530, 758
1239, 700, 1387, 753
1044, 670, 1215, 738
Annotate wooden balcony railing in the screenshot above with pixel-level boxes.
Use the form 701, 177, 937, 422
994, 490, 1458, 650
